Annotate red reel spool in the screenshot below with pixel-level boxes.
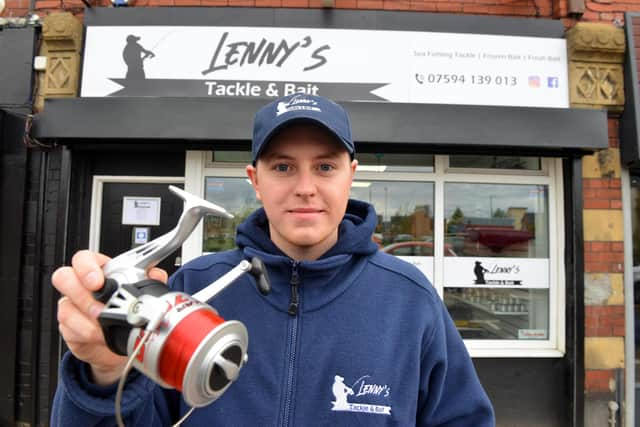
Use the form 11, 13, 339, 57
158, 308, 223, 391
127, 292, 249, 407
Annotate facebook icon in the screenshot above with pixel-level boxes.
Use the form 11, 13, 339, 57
547, 77, 559, 88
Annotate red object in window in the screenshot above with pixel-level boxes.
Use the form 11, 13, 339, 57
465, 226, 533, 252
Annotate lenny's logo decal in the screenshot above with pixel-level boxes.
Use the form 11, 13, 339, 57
473, 260, 523, 286
276, 94, 321, 116
331, 375, 392, 415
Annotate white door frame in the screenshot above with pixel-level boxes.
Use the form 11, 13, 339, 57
89, 175, 185, 252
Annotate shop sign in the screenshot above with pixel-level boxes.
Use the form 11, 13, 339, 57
443, 257, 549, 289
81, 26, 568, 108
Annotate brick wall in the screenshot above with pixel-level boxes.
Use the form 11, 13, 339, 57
0, 0, 633, 21
585, 304, 625, 337
1, 0, 29, 17
585, 368, 615, 392
582, 115, 624, 408
0, 0, 632, 22
584, 241, 624, 272
6, 0, 557, 17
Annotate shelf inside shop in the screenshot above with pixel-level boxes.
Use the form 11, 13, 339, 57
446, 294, 529, 316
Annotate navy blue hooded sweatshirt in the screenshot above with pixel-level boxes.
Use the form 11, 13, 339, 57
51, 200, 495, 426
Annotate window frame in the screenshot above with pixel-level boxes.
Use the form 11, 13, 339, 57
184, 151, 566, 358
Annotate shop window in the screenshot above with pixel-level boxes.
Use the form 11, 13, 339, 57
443, 183, 550, 340
448, 155, 541, 171
202, 177, 261, 253
357, 153, 434, 173
444, 183, 549, 258
186, 152, 564, 357
350, 180, 435, 280
208, 151, 253, 165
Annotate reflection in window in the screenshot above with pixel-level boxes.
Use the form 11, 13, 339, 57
444, 183, 549, 258
449, 155, 541, 170
203, 177, 261, 253
209, 151, 253, 164
357, 153, 434, 173
444, 182, 550, 340
351, 180, 435, 283
350, 181, 434, 249
202, 178, 436, 255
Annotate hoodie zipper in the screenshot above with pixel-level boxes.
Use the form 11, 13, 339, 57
282, 262, 300, 427
288, 263, 300, 316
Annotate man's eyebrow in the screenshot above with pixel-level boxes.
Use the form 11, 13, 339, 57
262, 150, 344, 161
261, 152, 294, 161
316, 150, 343, 159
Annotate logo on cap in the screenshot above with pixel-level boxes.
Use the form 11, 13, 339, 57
276, 94, 322, 116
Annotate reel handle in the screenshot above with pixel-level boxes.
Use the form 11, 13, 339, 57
93, 278, 121, 304
95, 279, 169, 356
249, 257, 271, 295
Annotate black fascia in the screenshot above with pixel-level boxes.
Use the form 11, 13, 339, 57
0, 27, 37, 110
83, 7, 564, 38
32, 97, 608, 154
621, 12, 640, 168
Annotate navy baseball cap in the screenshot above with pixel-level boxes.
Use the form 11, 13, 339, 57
252, 94, 354, 165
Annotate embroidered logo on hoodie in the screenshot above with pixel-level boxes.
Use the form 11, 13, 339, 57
331, 374, 392, 415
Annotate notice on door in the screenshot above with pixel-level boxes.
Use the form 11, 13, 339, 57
122, 196, 161, 225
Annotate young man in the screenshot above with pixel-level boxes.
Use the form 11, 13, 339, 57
51, 94, 495, 426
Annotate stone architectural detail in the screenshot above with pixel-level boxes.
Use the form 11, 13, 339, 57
566, 22, 625, 111
583, 210, 624, 241
583, 148, 621, 179
569, 24, 627, 427
584, 273, 624, 305
35, 12, 83, 111
585, 337, 625, 369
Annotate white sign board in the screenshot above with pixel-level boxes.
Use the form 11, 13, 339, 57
81, 26, 568, 108
122, 196, 161, 226
396, 256, 434, 283
444, 257, 549, 289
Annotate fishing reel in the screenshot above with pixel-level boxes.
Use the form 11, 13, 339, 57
92, 186, 270, 408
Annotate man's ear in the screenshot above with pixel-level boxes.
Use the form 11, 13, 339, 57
350, 159, 358, 176
246, 164, 262, 201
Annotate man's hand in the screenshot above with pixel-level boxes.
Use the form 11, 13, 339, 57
52, 250, 168, 385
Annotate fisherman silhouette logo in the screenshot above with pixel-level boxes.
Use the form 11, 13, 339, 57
123, 35, 155, 80
330, 374, 392, 415
474, 261, 489, 284
331, 375, 354, 410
